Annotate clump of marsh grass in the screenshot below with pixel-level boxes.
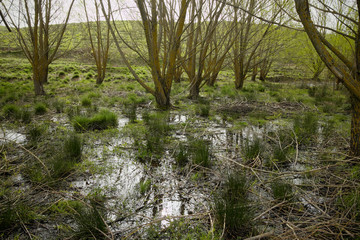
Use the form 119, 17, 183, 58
73, 109, 118, 132
195, 103, 210, 117
34, 102, 47, 115
271, 179, 294, 201
242, 138, 264, 162
2, 104, 21, 119
293, 112, 319, 145
190, 139, 211, 168
70, 200, 108, 239
26, 124, 47, 145
175, 143, 189, 168
81, 96, 92, 107
135, 111, 171, 159
214, 172, 254, 238
49, 133, 83, 181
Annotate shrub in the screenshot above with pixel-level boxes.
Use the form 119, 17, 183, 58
214, 172, 254, 238
34, 103, 47, 115
271, 180, 294, 201
73, 109, 118, 131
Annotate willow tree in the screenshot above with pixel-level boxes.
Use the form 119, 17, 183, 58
231, 0, 281, 89
83, 0, 111, 85
0, 0, 11, 32
181, 0, 235, 99
1, 0, 75, 95
100, 0, 189, 108
295, 0, 360, 156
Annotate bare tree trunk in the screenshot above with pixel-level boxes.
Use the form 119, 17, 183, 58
294, 0, 360, 156
33, 64, 46, 95
207, 72, 219, 87
350, 96, 360, 156
251, 64, 257, 82
235, 60, 246, 89
259, 70, 266, 81
235, 74, 246, 89
189, 77, 201, 99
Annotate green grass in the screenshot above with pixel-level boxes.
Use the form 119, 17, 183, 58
49, 134, 83, 180
73, 109, 118, 131
243, 138, 264, 161
26, 124, 47, 144
0, 200, 37, 231
195, 103, 210, 117
70, 201, 108, 239
34, 103, 47, 115
175, 143, 189, 168
293, 112, 319, 145
2, 104, 21, 119
64, 133, 82, 161
53, 99, 66, 113
214, 172, 254, 238
271, 180, 294, 201
139, 179, 151, 195
81, 96, 92, 107
191, 139, 211, 168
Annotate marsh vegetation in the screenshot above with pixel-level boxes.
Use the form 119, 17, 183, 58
1, 0, 360, 239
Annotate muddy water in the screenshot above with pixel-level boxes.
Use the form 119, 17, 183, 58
69, 113, 299, 235
0, 128, 26, 144
1, 111, 325, 236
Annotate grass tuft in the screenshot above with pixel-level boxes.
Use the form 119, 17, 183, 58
81, 96, 92, 107
214, 172, 254, 238
73, 109, 118, 131
243, 138, 263, 161
191, 139, 211, 168
71, 201, 108, 239
34, 103, 47, 115
293, 112, 318, 145
271, 179, 294, 201
2, 104, 21, 119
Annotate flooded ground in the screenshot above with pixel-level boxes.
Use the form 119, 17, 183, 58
10, 109, 325, 237
0, 95, 357, 239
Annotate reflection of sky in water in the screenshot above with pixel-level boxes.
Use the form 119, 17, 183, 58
0, 110, 323, 232
0, 129, 26, 144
